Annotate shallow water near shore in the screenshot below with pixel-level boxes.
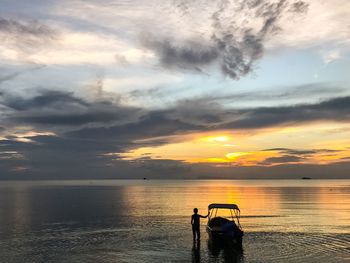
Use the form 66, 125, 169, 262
0, 179, 349, 262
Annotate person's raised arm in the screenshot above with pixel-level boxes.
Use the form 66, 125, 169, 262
200, 211, 210, 218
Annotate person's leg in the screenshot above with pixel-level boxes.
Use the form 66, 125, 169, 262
192, 225, 196, 241
196, 227, 200, 240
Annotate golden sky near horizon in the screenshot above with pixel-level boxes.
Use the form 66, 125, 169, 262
121, 122, 350, 166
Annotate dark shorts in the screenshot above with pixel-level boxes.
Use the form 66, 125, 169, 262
192, 225, 200, 236
192, 225, 200, 231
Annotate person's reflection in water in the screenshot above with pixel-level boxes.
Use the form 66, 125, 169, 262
192, 239, 201, 263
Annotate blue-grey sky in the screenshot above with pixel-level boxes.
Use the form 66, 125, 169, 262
1, 0, 350, 179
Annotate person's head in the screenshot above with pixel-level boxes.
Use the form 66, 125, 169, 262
193, 208, 198, 214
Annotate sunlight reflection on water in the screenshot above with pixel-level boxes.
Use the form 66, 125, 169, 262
0, 180, 349, 262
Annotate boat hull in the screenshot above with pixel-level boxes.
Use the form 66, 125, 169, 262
207, 226, 244, 247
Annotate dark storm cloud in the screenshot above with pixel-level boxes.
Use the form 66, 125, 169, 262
169, 98, 225, 124
0, 135, 193, 179
65, 95, 350, 142
3, 88, 350, 138
0, 151, 24, 160
0, 135, 118, 178
0, 134, 132, 164
3, 90, 88, 111
67, 111, 204, 141
66, 95, 227, 141
142, 38, 219, 73
222, 96, 350, 129
259, 147, 344, 165
263, 148, 342, 155
259, 155, 303, 165
144, 0, 307, 79
1, 90, 140, 126
1, 88, 350, 179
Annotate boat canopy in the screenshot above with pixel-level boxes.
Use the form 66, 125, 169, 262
208, 203, 240, 211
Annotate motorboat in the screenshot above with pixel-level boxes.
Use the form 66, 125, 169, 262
206, 203, 244, 246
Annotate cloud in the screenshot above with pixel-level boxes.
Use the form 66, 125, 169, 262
290, 1, 309, 12
0, 17, 57, 53
1, 90, 140, 127
259, 154, 304, 165
0, 134, 194, 179
1, 132, 349, 180
9, 89, 349, 139
2, 90, 88, 111
263, 148, 342, 155
142, 37, 218, 73
67, 111, 204, 141
323, 50, 341, 64
125, 82, 350, 111
222, 96, 350, 129
0, 17, 54, 36
0, 135, 122, 178
1, 89, 350, 179
206, 83, 349, 106
268, 0, 350, 57
143, 0, 308, 79
259, 147, 345, 165
3, 88, 350, 141
0, 71, 21, 84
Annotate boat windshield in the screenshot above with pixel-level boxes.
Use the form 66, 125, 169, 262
208, 203, 242, 229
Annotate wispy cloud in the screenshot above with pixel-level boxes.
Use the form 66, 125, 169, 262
0, 17, 57, 53
143, 0, 308, 78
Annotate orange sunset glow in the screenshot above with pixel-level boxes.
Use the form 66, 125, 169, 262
121, 123, 350, 167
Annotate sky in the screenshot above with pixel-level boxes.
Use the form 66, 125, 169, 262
0, 0, 350, 179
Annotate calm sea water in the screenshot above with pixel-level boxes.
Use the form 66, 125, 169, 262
0, 180, 349, 263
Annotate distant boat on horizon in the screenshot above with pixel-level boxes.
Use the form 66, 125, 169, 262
302, 177, 312, 180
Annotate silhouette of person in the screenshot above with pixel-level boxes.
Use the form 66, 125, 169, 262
191, 208, 209, 241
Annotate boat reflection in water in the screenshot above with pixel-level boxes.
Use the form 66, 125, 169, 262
206, 203, 244, 262
192, 236, 243, 263
207, 236, 244, 263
